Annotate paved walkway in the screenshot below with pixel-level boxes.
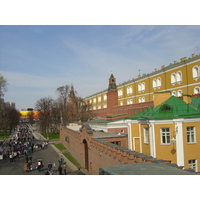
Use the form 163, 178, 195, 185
30, 125, 89, 175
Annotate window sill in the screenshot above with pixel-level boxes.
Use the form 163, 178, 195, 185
187, 142, 197, 145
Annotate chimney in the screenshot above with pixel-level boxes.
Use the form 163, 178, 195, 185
182, 94, 192, 104
153, 91, 171, 107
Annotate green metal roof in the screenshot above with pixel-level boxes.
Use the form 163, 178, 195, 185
127, 96, 200, 120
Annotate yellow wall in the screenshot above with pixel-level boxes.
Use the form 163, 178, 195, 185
154, 124, 177, 164
182, 121, 200, 171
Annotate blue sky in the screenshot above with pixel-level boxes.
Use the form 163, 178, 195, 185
1, 25, 200, 110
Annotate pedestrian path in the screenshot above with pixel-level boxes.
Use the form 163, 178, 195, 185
30, 125, 89, 175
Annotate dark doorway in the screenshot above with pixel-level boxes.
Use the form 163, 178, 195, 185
83, 139, 89, 170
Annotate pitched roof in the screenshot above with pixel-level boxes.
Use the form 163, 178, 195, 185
127, 96, 200, 120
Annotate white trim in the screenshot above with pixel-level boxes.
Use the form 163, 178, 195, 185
138, 123, 142, 153
175, 122, 184, 167
149, 122, 156, 158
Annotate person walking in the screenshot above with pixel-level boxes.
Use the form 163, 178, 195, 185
48, 161, 52, 171
58, 164, 63, 175
52, 162, 56, 173
62, 162, 67, 175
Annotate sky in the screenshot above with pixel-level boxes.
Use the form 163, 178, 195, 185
1, 25, 200, 110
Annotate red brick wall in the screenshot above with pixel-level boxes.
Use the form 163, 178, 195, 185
91, 101, 154, 119
60, 125, 151, 175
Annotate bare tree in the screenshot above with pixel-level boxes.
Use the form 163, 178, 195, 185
0, 73, 8, 99
51, 100, 61, 133
35, 96, 53, 134
56, 85, 70, 125
4, 107, 21, 133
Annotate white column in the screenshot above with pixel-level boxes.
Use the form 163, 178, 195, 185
175, 121, 185, 167
149, 122, 156, 158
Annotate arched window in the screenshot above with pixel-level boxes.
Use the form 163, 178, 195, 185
153, 79, 157, 89
141, 82, 145, 91
157, 77, 161, 87
178, 90, 182, 97
142, 97, 145, 102
118, 89, 123, 97
139, 97, 142, 103
194, 87, 200, 94
176, 71, 182, 83
138, 83, 142, 92
172, 91, 176, 96
171, 73, 176, 84
127, 86, 133, 95
193, 66, 199, 79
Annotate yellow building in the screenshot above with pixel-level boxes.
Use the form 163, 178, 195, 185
84, 54, 200, 110
126, 91, 200, 172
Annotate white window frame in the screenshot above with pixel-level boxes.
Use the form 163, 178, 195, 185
171, 73, 176, 84
141, 82, 145, 92
157, 77, 161, 88
153, 79, 157, 89
176, 71, 182, 83
138, 83, 142, 92
98, 96, 101, 102
194, 86, 200, 94
93, 98, 96, 103
104, 94, 107, 101
187, 126, 196, 143
178, 90, 182, 97
172, 91, 176, 96
188, 159, 197, 172
144, 128, 149, 144
160, 128, 171, 145
193, 65, 199, 79
118, 89, 123, 97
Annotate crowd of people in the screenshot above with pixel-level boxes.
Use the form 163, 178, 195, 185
0, 123, 70, 175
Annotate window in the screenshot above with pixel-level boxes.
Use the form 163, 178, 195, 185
194, 87, 200, 94
138, 83, 142, 92
139, 97, 142, 103
188, 160, 197, 172
93, 98, 96, 103
127, 86, 133, 95
176, 71, 182, 83
157, 77, 161, 88
193, 66, 199, 79
171, 73, 176, 84
161, 104, 172, 111
161, 128, 170, 144
153, 79, 157, 89
178, 90, 182, 97
120, 101, 123, 106
98, 96, 101, 102
187, 126, 196, 143
104, 94, 107, 101
127, 99, 133, 105
172, 91, 176, 96
141, 82, 145, 91
118, 89, 123, 97
142, 97, 145, 102
144, 128, 149, 144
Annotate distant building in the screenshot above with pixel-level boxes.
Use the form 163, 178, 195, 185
5, 102, 15, 109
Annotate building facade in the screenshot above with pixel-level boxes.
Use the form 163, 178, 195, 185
126, 91, 200, 172
84, 54, 200, 118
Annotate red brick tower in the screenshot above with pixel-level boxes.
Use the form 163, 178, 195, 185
107, 73, 118, 116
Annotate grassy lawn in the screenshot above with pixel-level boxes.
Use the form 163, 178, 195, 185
0, 132, 10, 140
54, 143, 66, 151
63, 152, 82, 169
53, 143, 82, 169
41, 132, 60, 140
